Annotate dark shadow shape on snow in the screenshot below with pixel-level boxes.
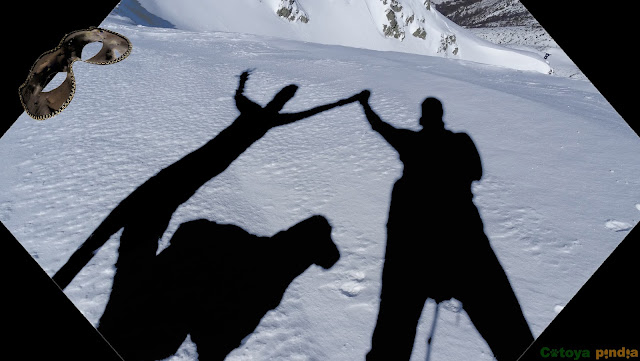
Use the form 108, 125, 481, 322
357, 91, 534, 361
52, 70, 360, 290
97, 214, 340, 361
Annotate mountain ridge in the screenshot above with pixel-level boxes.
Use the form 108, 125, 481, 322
432, 0, 540, 28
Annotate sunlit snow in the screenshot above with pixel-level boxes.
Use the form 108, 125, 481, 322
1, 5, 638, 361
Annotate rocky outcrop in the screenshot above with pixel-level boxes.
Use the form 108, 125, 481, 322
383, 8, 404, 39
438, 33, 459, 55
276, 0, 309, 23
375, 0, 435, 41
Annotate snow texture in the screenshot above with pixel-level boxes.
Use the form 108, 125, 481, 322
1, 5, 638, 361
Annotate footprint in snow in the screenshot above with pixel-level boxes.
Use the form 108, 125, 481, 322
340, 270, 367, 297
340, 281, 365, 297
604, 220, 633, 232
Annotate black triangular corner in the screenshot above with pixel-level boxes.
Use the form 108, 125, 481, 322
518, 224, 640, 359
519, 0, 639, 137
516, 1, 639, 352
2, 222, 123, 361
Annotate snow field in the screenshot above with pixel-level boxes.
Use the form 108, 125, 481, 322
1, 18, 638, 361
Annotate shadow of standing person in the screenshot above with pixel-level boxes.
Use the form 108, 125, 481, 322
358, 91, 534, 361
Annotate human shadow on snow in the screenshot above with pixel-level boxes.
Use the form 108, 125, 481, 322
51, 70, 360, 360
358, 91, 535, 361
51, 69, 533, 361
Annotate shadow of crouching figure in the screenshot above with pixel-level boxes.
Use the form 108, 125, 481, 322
97, 215, 340, 361
359, 91, 534, 361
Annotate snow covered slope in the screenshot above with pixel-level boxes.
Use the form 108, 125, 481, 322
2, 15, 638, 360
110, 0, 175, 28
429, 1, 584, 79
111, 0, 552, 74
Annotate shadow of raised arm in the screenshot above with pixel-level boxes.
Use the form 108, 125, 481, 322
275, 90, 364, 126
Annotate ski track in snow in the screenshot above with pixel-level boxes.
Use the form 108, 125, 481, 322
1, 18, 639, 361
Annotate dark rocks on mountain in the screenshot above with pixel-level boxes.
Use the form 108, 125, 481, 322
390, 0, 403, 12
277, 0, 309, 23
406, 14, 415, 24
383, 10, 404, 39
438, 34, 458, 54
413, 27, 427, 39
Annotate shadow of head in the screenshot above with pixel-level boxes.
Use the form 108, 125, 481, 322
164, 214, 340, 275
275, 214, 340, 269
419, 96, 444, 129
152, 215, 340, 359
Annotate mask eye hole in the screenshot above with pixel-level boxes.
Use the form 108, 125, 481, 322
42, 72, 69, 92
81, 41, 103, 61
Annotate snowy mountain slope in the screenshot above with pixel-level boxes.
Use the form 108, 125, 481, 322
2, 15, 639, 361
468, 25, 555, 50
466, 26, 584, 79
112, 0, 552, 74
429, 0, 584, 79
110, 0, 175, 28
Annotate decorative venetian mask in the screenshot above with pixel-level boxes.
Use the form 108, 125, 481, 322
19, 27, 131, 120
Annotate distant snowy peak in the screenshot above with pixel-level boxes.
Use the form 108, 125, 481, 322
433, 0, 539, 28
111, 0, 551, 74
273, 0, 457, 53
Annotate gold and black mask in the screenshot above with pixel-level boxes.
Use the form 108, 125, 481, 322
19, 27, 132, 120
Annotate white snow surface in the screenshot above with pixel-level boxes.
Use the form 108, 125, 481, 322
122, 0, 552, 74
467, 26, 585, 79
2, 14, 639, 361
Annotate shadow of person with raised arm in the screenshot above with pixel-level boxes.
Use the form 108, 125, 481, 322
358, 91, 534, 361
52, 69, 360, 290
99, 214, 340, 361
